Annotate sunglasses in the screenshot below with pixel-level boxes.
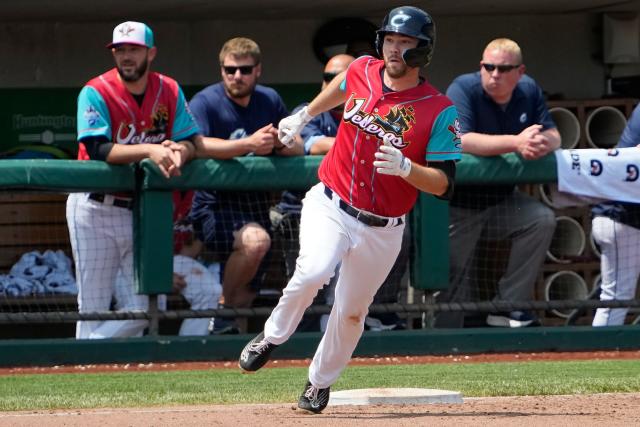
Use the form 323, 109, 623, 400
222, 65, 256, 75
323, 72, 338, 83
481, 63, 521, 73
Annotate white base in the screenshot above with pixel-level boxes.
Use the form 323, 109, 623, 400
328, 388, 463, 406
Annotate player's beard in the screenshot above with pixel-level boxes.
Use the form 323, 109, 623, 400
117, 57, 149, 82
384, 59, 409, 79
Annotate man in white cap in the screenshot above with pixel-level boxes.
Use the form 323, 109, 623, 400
67, 21, 203, 339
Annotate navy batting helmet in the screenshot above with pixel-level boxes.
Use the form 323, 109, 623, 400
375, 6, 436, 68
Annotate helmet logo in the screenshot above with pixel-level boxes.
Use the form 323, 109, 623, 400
389, 12, 411, 29
376, 7, 435, 67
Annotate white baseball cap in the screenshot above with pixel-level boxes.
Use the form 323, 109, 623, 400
107, 21, 154, 49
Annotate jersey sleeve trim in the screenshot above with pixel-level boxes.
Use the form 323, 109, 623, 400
77, 86, 112, 141
172, 87, 201, 141
427, 104, 462, 161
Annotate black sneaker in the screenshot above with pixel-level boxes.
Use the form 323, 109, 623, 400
298, 381, 330, 414
238, 331, 278, 372
486, 311, 540, 328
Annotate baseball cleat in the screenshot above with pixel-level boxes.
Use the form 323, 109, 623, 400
297, 381, 330, 414
238, 331, 278, 372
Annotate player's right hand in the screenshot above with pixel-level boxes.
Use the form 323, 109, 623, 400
278, 106, 314, 148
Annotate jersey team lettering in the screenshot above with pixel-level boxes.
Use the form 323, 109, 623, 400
115, 104, 170, 145
343, 94, 415, 149
116, 122, 167, 144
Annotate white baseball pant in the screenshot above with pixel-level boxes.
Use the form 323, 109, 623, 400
66, 192, 135, 339
264, 183, 404, 388
592, 216, 640, 326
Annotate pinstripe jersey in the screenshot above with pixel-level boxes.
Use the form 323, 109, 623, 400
318, 55, 462, 217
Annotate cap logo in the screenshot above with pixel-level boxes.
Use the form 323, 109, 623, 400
108, 21, 153, 49
118, 23, 135, 38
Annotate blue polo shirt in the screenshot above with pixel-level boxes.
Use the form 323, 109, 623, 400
592, 104, 640, 230
446, 72, 555, 208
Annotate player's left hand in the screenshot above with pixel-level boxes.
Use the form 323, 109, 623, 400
374, 145, 412, 178
168, 141, 189, 166
149, 143, 182, 178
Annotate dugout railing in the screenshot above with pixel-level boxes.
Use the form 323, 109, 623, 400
1, 153, 639, 331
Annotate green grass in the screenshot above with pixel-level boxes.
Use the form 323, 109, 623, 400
1, 360, 640, 411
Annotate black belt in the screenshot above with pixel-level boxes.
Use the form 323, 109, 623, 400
323, 186, 402, 228
88, 193, 133, 210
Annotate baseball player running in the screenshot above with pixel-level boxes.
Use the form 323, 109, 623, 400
68, 21, 199, 339
239, 6, 461, 413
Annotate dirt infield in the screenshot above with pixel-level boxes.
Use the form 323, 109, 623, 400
1, 350, 640, 426
1, 393, 639, 427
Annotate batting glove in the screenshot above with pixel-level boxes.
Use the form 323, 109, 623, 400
374, 145, 412, 178
278, 106, 314, 148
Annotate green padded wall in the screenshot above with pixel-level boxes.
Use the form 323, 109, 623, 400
0, 159, 135, 191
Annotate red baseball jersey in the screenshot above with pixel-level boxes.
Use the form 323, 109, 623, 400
318, 56, 462, 217
76, 68, 198, 160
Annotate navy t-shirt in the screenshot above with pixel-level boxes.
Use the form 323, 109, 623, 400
446, 72, 555, 209
592, 104, 640, 230
188, 83, 288, 207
